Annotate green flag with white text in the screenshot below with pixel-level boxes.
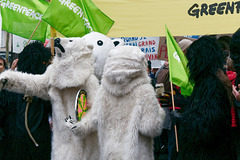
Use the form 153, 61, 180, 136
165, 25, 194, 96
1, 0, 49, 42
42, 0, 114, 37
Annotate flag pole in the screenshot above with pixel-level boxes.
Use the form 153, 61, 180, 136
170, 81, 179, 152
49, 0, 55, 58
26, 20, 42, 46
50, 27, 56, 57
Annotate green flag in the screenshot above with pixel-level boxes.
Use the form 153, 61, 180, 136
42, 0, 114, 37
165, 25, 194, 96
1, 0, 49, 42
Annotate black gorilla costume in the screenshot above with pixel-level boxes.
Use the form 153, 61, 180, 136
177, 36, 234, 160
0, 41, 52, 160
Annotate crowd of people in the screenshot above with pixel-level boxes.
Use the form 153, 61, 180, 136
149, 28, 240, 160
1, 29, 240, 160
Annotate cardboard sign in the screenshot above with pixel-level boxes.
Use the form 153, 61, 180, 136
157, 36, 197, 61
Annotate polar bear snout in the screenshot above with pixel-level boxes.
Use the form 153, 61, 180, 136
54, 38, 65, 54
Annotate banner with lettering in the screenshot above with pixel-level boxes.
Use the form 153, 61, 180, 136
92, 0, 240, 37
1, 0, 49, 42
118, 37, 163, 68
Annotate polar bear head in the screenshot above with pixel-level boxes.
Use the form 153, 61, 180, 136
101, 46, 150, 96
49, 37, 95, 89
83, 32, 124, 80
54, 37, 94, 62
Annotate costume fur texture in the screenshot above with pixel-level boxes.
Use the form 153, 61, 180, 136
67, 46, 166, 160
0, 41, 52, 160
83, 32, 124, 80
99, 46, 165, 159
177, 36, 234, 160
0, 38, 100, 160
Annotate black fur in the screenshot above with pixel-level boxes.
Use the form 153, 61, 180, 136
0, 41, 52, 160
17, 41, 51, 74
177, 36, 234, 160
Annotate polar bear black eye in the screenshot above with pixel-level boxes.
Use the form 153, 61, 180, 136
69, 40, 73, 42
97, 40, 103, 46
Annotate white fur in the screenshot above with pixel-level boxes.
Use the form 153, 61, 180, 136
0, 37, 100, 160
83, 32, 124, 80
71, 46, 166, 160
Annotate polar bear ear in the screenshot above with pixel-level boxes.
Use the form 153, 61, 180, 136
112, 38, 124, 47
137, 50, 148, 68
137, 49, 146, 61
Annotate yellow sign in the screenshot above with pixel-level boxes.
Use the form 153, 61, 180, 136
92, 0, 240, 37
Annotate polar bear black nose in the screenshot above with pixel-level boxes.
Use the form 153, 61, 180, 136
54, 38, 65, 53
54, 38, 60, 44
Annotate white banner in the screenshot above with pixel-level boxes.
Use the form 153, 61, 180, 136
115, 36, 164, 68
13, 35, 33, 53
13, 35, 50, 53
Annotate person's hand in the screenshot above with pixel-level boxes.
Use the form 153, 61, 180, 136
11, 59, 18, 71
169, 110, 181, 125
232, 85, 240, 101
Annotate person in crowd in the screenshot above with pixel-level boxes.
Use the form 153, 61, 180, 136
178, 39, 193, 54
231, 28, 240, 102
226, 56, 240, 160
230, 28, 240, 160
147, 60, 157, 89
154, 60, 170, 160
227, 57, 237, 86
154, 38, 192, 160
177, 36, 234, 160
0, 56, 6, 73
155, 38, 192, 79
0, 41, 52, 160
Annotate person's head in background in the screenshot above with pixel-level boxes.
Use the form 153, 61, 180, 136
147, 60, 152, 74
0, 56, 6, 73
178, 39, 193, 54
17, 41, 52, 74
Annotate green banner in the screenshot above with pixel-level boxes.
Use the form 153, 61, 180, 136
165, 25, 194, 96
42, 0, 114, 37
1, 0, 49, 42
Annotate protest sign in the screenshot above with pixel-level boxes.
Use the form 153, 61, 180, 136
117, 36, 163, 68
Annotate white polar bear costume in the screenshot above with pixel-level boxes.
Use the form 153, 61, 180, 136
83, 32, 124, 80
0, 38, 100, 160
67, 45, 166, 160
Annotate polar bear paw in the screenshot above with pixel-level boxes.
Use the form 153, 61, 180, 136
65, 116, 77, 130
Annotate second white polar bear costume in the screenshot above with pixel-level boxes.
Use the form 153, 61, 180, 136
68, 46, 166, 160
